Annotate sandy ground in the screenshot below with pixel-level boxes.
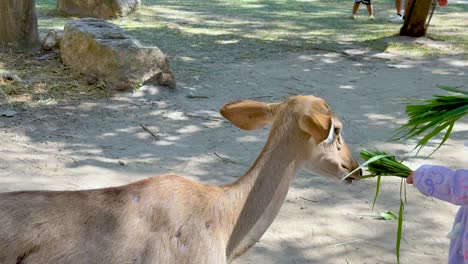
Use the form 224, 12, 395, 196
0, 50, 467, 263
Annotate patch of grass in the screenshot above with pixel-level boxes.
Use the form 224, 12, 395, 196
35, 0, 468, 58
130, 0, 467, 56
0, 52, 109, 104
429, 7, 468, 50
386, 42, 438, 57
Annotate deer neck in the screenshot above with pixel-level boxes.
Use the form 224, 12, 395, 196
223, 118, 308, 261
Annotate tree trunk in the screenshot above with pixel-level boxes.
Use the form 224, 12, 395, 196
400, 0, 433, 37
0, 0, 39, 51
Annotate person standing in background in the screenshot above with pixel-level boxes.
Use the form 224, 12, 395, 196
389, 0, 404, 22
352, 0, 375, 20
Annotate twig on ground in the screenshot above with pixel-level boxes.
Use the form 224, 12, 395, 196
249, 95, 273, 100
9, 120, 17, 129
19, 115, 47, 125
186, 94, 209, 99
213, 152, 241, 165
328, 240, 361, 248
299, 196, 319, 202
140, 124, 160, 140
0, 87, 10, 100
0, 70, 25, 83
185, 113, 221, 122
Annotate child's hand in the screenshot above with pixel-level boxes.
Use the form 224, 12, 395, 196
406, 172, 414, 184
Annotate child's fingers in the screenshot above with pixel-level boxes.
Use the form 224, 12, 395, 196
406, 173, 414, 184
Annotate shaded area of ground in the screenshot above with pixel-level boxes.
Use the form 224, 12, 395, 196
1, 51, 467, 263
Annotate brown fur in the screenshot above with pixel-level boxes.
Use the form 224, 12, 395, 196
0, 95, 360, 264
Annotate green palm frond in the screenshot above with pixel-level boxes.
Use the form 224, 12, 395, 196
344, 149, 412, 264
394, 85, 468, 154
359, 150, 413, 178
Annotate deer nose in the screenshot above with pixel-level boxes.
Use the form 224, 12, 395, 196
355, 168, 363, 178
343, 160, 362, 181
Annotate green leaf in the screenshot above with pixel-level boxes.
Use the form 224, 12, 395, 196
437, 85, 468, 95
356, 150, 411, 263
372, 176, 381, 211
341, 154, 390, 181
379, 210, 398, 221
357, 150, 412, 178
429, 120, 455, 155
414, 121, 452, 154
404, 180, 407, 203
396, 198, 404, 264
393, 86, 468, 154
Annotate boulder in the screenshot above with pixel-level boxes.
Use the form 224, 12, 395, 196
60, 18, 176, 91
57, 0, 140, 19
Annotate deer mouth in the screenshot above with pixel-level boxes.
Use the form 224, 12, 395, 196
341, 168, 362, 184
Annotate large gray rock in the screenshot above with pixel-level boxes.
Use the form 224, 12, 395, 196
57, 0, 140, 19
60, 18, 175, 91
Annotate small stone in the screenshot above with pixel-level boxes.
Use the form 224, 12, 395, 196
42, 30, 64, 51
1, 110, 17, 117
37, 52, 59, 60
0, 70, 25, 83
118, 160, 126, 166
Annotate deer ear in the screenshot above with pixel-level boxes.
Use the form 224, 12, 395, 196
299, 112, 333, 143
220, 100, 278, 130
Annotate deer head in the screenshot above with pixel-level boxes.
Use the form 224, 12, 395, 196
220, 95, 361, 182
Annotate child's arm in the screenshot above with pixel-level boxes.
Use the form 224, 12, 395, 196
410, 165, 468, 205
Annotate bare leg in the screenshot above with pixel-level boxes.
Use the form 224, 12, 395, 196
395, 0, 402, 15
404, 0, 409, 17
352, 2, 360, 14
366, 4, 373, 16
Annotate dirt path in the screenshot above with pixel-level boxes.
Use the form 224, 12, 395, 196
0, 51, 467, 263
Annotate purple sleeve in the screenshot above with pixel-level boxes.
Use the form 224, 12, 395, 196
413, 165, 468, 205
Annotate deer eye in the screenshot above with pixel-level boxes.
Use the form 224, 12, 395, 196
334, 127, 341, 135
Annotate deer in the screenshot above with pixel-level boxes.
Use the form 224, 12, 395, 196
0, 95, 361, 264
